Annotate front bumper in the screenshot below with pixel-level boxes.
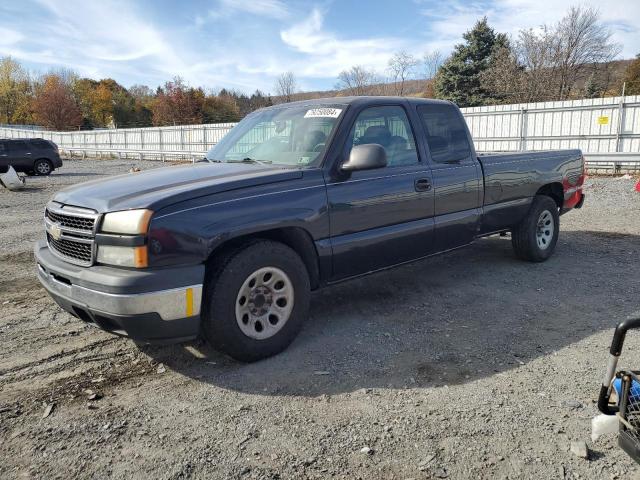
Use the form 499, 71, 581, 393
35, 240, 204, 343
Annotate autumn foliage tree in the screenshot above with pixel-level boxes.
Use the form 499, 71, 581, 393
0, 57, 33, 125
33, 74, 82, 130
624, 54, 640, 95
151, 77, 204, 126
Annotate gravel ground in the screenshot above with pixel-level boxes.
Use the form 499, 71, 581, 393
1, 159, 640, 480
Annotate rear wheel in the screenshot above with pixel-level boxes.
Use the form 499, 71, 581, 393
511, 195, 559, 262
201, 240, 310, 362
34, 158, 52, 176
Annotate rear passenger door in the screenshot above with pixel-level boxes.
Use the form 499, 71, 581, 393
326, 104, 435, 280
417, 104, 482, 251
6, 140, 31, 171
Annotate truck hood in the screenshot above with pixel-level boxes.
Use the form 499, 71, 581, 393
53, 162, 303, 213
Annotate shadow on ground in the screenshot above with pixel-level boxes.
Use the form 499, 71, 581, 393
133, 230, 640, 396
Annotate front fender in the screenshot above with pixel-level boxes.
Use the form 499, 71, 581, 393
147, 173, 329, 268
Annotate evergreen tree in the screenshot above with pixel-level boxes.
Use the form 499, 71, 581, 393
434, 18, 508, 106
583, 73, 601, 98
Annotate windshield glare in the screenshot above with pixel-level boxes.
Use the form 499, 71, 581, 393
206, 105, 345, 167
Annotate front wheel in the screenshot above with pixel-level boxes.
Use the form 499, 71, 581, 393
201, 240, 310, 362
511, 195, 560, 262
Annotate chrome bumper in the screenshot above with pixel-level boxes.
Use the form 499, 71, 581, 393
37, 263, 202, 321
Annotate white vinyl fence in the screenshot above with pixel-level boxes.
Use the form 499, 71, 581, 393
1, 95, 639, 172
461, 95, 640, 173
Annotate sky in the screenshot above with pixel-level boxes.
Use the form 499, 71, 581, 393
0, 0, 638, 94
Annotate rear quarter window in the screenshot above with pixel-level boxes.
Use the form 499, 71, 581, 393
418, 104, 472, 164
29, 140, 52, 149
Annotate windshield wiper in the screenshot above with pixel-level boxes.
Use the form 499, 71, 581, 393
228, 157, 271, 165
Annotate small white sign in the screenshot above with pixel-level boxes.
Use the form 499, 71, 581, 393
304, 108, 342, 119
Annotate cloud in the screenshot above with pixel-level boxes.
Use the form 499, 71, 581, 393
280, 8, 406, 77
196, 0, 290, 26
416, 0, 640, 59
0, 0, 185, 85
0, 27, 23, 46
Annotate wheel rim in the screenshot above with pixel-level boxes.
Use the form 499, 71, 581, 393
536, 210, 554, 250
235, 266, 294, 340
36, 161, 50, 174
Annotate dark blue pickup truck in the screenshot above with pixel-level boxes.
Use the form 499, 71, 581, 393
35, 97, 585, 361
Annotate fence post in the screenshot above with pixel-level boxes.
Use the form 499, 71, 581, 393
519, 108, 528, 151
203, 125, 207, 152
615, 95, 626, 153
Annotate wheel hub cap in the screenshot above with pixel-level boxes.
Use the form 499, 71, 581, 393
536, 210, 554, 250
235, 267, 294, 340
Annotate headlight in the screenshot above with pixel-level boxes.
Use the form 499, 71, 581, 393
97, 245, 148, 268
101, 209, 152, 234
98, 209, 152, 267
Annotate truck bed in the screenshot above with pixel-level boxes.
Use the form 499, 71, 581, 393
476, 149, 584, 234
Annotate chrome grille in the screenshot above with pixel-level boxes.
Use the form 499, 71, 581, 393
48, 234, 93, 264
46, 209, 95, 232
45, 202, 99, 267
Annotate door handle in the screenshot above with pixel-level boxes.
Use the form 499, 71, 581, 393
25, 152, 32, 155
414, 178, 431, 192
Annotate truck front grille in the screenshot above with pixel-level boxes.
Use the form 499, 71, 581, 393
48, 235, 93, 265
46, 209, 95, 232
45, 202, 99, 267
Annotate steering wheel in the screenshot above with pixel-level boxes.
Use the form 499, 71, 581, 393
312, 143, 325, 153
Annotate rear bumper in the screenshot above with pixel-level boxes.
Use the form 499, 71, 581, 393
35, 240, 204, 343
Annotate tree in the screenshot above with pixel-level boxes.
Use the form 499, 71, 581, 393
552, 6, 621, 99
388, 51, 418, 95
434, 18, 508, 106
423, 50, 444, 80
336, 66, 376, 96
151, 77, 204, 126
623, 54, 640, 95
274, 72, 297, 103
583, 73, 602, 98
482, 7, 622, 104
92, 82, 113, 126
0, 57, 32, 125
203, 94, 241, 123
33, 74, 82, 130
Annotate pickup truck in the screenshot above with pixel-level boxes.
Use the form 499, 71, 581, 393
35, 97, 585, 362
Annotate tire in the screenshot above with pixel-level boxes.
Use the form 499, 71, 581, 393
201, 240, 310, 362
33, 158, 53, 176
511, 195, 560, 262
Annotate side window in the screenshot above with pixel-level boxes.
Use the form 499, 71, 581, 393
0, 142, 6, 154
7, 140, 28, 153
30, 140, 50, 149
418, 104, 472, 163
348, 106, 419, 167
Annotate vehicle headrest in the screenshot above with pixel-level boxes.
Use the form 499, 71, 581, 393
362, 125, 391, 144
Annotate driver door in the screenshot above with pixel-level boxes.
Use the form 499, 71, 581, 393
325, 104, 435, 281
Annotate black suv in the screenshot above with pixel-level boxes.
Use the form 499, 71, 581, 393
0, 138, 63, 175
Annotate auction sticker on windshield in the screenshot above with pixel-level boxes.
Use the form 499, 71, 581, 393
304, 108, 342, 118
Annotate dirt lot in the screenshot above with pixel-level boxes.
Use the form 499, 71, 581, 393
1, 159, 640, 480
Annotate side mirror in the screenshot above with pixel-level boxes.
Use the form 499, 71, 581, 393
341, 144, 387, 172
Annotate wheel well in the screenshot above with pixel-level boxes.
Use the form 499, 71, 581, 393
536, 183, 563, 209
207, 227, 321, 290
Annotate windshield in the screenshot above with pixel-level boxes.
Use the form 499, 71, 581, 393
206, 104, 345, 167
